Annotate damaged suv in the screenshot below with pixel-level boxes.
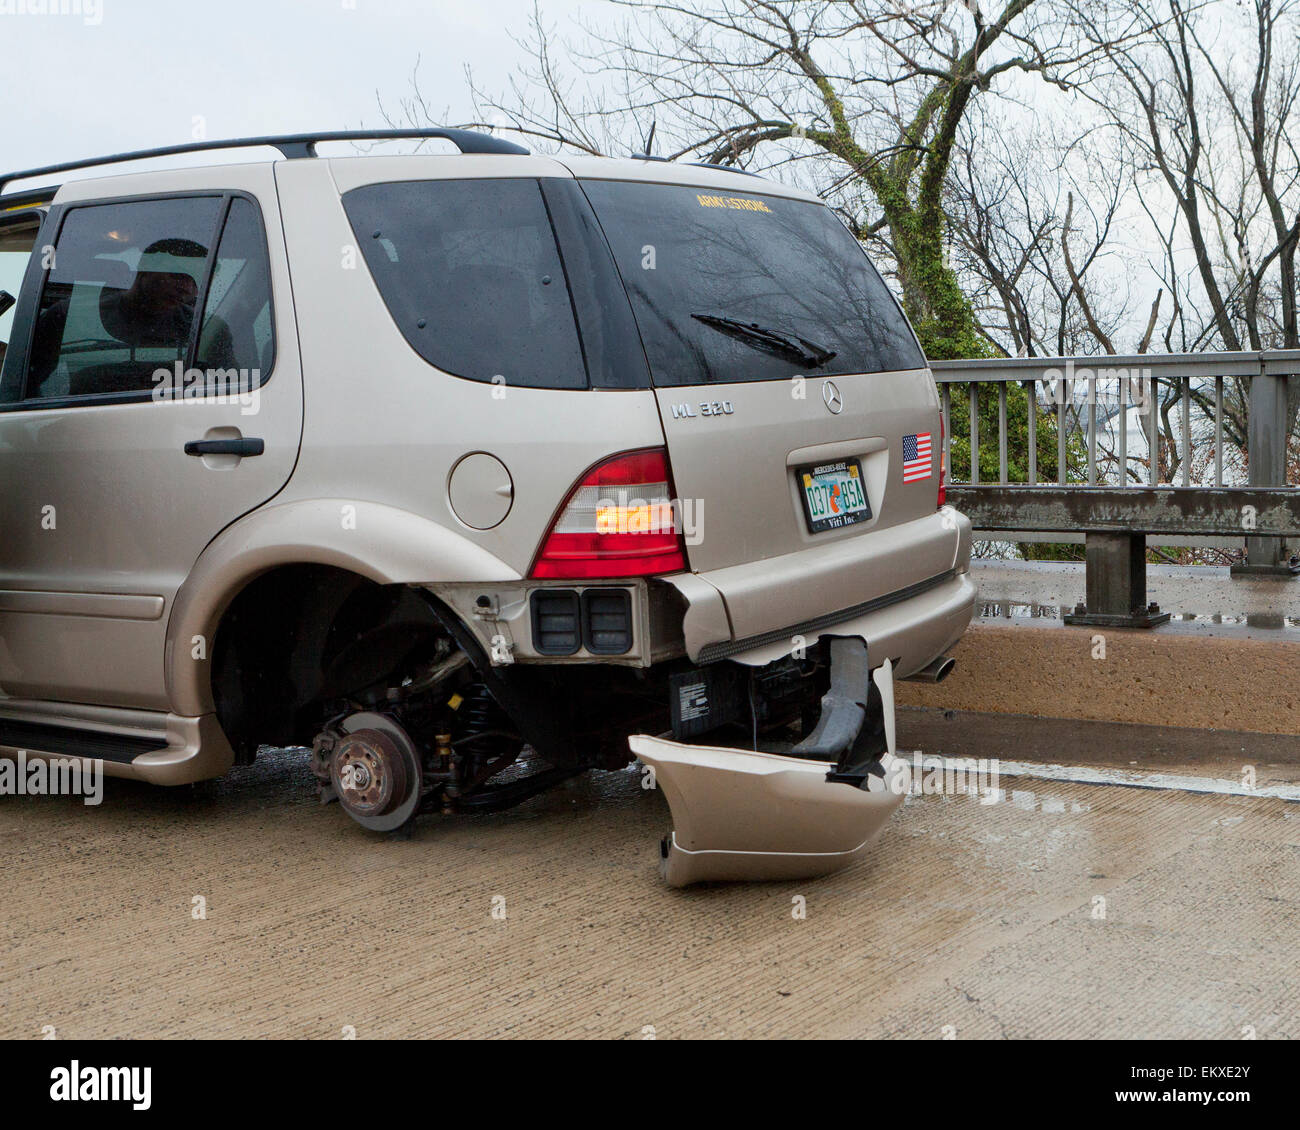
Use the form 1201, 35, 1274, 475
0, 129, 974, 885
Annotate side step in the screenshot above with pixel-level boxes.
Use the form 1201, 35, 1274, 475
0, 718, 164, 763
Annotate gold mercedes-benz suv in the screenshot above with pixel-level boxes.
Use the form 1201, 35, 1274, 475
0, 129, 973, 884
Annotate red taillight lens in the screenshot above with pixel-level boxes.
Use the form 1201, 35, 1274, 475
937, 415, 947, 508
530, 448, 688, 579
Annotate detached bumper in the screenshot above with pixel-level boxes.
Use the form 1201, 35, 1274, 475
630, 655, 910, 886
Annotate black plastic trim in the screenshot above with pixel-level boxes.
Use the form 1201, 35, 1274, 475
531, 589, 582, 655
581, 588, 633, 655
696, 570, 957, 664
0, 718, 163, 763
184, 437, 264, 457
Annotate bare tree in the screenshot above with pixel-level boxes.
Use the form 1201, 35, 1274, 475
945, 108, 1138, 359
1068, 0, 1300, 487
1076, 1, 1300, 349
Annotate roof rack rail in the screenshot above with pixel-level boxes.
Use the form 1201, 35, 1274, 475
690, 161, 762, 178
629, 153, 763, 179
0, 128, 530, 197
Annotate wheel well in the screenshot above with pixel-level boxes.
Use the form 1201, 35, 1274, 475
211, 565, 447, 763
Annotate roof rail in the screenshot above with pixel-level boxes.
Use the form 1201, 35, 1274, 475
0, 128, 530, 197
629, 154, 763, 179
690, 161, 763, 178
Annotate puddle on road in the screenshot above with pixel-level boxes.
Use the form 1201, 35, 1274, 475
977, 599, 1300, 629
904, 782, 1092, 816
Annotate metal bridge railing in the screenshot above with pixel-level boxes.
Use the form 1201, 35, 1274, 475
929, 351, 1300, 626
930, 351, 1297, 489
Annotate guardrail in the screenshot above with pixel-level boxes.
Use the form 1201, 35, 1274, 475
929, 352, 1300, 626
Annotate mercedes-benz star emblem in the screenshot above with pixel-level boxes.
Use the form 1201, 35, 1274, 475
822, 379, 844, 414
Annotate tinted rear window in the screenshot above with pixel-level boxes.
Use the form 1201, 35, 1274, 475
343, 179, 588, 389
579, 180, 924, 386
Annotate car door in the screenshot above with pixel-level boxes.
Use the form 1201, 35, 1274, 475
0, 167, 302, 711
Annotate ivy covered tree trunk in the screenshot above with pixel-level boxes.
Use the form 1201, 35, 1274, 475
889, 197, 993, 362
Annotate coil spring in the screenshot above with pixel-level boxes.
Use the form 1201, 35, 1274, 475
459, 683, 502, 740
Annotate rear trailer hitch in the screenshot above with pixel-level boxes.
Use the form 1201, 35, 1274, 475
630, 638, 909, 886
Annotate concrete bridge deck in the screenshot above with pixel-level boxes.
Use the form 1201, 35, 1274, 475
1, 745, 1296, 1040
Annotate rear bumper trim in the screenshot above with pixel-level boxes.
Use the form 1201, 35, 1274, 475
697, 569, 955, 664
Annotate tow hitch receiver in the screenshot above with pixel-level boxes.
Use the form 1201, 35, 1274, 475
631, 641, 909, 887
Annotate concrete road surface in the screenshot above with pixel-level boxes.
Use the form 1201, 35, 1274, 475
2, 744, 1297, 1039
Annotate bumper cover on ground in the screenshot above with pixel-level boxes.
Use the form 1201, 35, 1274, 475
630, 657, 909, 886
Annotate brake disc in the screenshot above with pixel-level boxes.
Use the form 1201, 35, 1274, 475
329, 711, 423, 832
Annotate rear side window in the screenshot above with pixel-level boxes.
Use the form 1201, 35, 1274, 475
579, 180, 925, 386
342, 179, 588, 389
21, 194, 274, 402
196, 198, 276, 380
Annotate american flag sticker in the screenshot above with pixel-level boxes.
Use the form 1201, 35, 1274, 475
902, 432, 933, 482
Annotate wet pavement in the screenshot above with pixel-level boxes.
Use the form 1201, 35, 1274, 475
971, 559, 1300, 637
2, 743, 1296, 1039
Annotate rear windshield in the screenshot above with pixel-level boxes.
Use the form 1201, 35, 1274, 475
579, 180, 925, 386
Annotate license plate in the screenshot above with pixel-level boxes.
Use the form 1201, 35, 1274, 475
798, 459, 871, 533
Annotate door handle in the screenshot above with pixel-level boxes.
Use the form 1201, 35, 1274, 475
184, 437, 265, 457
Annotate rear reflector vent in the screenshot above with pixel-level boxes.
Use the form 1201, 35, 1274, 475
582, 588, 633, 654
529, 588, 634, 656
530, 589, 581, 655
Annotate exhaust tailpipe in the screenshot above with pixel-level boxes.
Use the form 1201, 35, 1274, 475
905, 655, 955, 684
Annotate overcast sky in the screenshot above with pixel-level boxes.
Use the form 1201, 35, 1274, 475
0, 0, 586, 182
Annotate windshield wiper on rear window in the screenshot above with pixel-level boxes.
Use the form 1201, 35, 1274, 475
690, 312, 838, 368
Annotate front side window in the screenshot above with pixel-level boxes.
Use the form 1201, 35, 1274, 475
27, 197, 222, 400
579, 180, 925, 386
0, 215, 40, 372
343, 178, 588, 389
20, 194, 274, 403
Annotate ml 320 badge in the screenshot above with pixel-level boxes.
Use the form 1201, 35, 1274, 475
669, 400, 735, 419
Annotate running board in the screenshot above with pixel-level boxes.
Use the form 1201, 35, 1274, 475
0, 717, 163, 763
0, 707, 236, 784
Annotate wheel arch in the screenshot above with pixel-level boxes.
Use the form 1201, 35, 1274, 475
166, 497, 519, 720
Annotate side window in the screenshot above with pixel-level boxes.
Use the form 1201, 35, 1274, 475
342, 178, 588, 389
195, 197, 275, 386
0, 215, 41, 378
26, 196, 222, 400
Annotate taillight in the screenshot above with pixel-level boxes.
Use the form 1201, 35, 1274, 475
937, 415, 946, 508
530, 448, 687, 579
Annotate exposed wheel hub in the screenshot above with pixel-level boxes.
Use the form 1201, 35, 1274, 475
332, 729, 406, 818
327, 712, 424, 832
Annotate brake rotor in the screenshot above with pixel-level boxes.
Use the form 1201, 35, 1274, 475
330, 712, 423, 832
